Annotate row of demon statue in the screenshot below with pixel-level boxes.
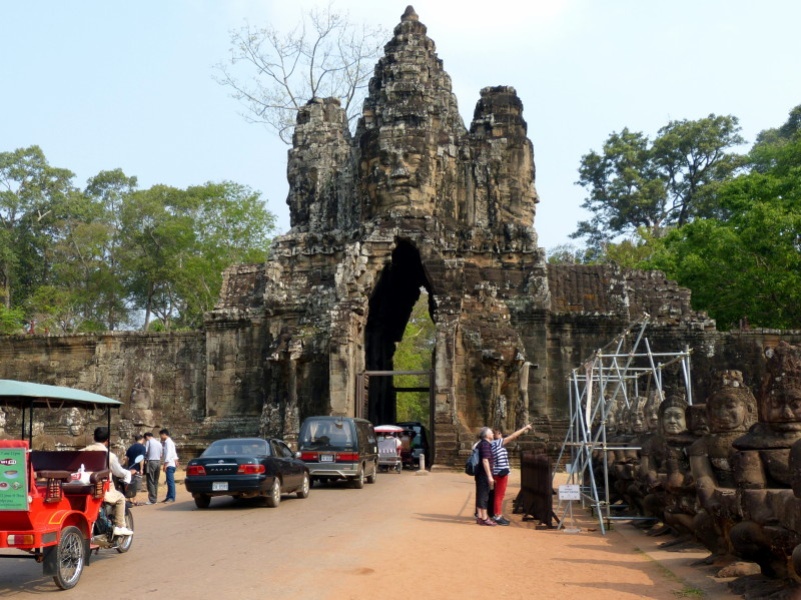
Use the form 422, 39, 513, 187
596, 341, 801, 582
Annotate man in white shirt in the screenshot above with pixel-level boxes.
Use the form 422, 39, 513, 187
143, 432, 163, 505
83, 427, 134, 536
160, 428, 179, 503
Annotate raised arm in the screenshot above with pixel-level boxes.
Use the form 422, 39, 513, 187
501, 423, 533, 446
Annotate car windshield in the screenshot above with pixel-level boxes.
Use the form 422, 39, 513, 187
203, 440, 270, 457
299, 420, 355, 450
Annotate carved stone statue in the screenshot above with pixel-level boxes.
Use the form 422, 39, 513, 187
636, 393, 665, 518
657, 395, 696, 536
129, 372, 156, 428
603, 397, 634, 506
686, 403, 709, 438
615, 399, 647, 517
644, 392, 662, 435
729, 343, 801, 578
591, 394, 621, 502
689, 370, 757, 561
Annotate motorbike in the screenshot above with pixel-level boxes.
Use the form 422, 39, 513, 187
92, 454, 142, 552
91, 488, 134, 553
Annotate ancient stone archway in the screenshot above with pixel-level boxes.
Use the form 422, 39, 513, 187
365, 240, 434, 425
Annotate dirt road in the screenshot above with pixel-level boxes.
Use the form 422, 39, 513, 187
0, 470, 738, 599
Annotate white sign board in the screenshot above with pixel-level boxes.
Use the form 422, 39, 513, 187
558, 484, 581, 501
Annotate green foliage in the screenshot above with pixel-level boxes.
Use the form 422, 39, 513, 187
574, 115, 744, 251
394, 291, 435, 423
24, 285, 82, 334
0, 305, 24, 334
0, 146, 277, 333
121, 181, 274, 330
0, 145, 76, 310
601, 228, 663, 269
646, 105, 801, 329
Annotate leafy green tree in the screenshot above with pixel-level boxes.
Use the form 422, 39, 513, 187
82, 169, 138, 330
0, 305, 24, 334
394, 291, 435, 423
120, 185, 195, 330
0, 146, 75, 309
24, 284, 84, 334
647, 107, 801, 329
574, 115, 745, 250
0, 146, 277, 333
170, 182, 275, 328
121, 182, 275, 330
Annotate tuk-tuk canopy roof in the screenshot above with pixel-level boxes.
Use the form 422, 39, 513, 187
0, 379, 122, 407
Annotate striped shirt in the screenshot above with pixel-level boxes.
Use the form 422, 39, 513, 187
491, 438, 510, 475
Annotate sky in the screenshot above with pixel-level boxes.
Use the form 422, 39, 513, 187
3, 1, 801, 252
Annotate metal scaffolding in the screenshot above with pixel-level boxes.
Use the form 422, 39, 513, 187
553, 316, 693, 534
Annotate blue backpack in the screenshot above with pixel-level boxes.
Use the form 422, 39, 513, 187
464, 446, 480, 475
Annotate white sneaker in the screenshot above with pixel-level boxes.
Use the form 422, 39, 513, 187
113, 526, 134, 536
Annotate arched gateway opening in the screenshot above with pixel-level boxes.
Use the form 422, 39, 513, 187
363, 240, 435, 429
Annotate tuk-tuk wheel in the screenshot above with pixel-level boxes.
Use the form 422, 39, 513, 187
53, 526, 86, 590
116, 508, 135, 553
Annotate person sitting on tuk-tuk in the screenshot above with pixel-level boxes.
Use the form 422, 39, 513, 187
380, 432, 401, 455
83, 427, 134, 537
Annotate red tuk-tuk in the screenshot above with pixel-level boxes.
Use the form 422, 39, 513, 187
0, 380, 133, 589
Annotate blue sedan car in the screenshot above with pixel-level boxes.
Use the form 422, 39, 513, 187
184, 437, 310, 509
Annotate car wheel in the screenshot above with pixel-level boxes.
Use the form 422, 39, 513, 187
194, 494, 211, 509
296, 472, 310, 499
366, 461, 377, 484
116, 508, 134, 553
266, 477, 282, 507
351, 466, 365, 489
53, 526, 85, 590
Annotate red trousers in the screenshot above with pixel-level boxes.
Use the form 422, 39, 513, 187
492, 474, 509, 516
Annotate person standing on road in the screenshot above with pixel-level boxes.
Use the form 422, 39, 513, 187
489, 423, 533, 525
160, 428, 179, 503
144, 431, 163, 505
474, 427, 496, 526
124, 433, 147, 475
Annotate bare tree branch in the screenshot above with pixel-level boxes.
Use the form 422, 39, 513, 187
214, 3, 387, 144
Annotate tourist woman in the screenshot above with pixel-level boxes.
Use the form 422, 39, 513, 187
489, 423, 533, 525
474, 427, 496, 526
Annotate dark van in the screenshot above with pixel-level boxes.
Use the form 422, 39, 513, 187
297, 416, 378, 488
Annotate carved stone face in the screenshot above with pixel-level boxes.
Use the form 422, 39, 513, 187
662, 407, 686, 435
645, 403, 660, 432
708, 388, 749, 433
686, 404, 710, 437
764, 383, 801, 432
630, 409, 647, 434
605, 400, 618, 432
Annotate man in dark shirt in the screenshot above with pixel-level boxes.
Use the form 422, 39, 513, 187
125, 434, 147, 474
474, 427, 496, 526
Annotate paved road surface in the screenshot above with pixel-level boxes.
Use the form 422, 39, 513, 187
0, 470, 738, 599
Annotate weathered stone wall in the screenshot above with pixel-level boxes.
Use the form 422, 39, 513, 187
0, 332, 213, 456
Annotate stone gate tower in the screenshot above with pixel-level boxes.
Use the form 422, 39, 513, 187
213, 6, 547, 465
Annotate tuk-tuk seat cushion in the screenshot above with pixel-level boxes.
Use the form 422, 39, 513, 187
36, 469, 72, 482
